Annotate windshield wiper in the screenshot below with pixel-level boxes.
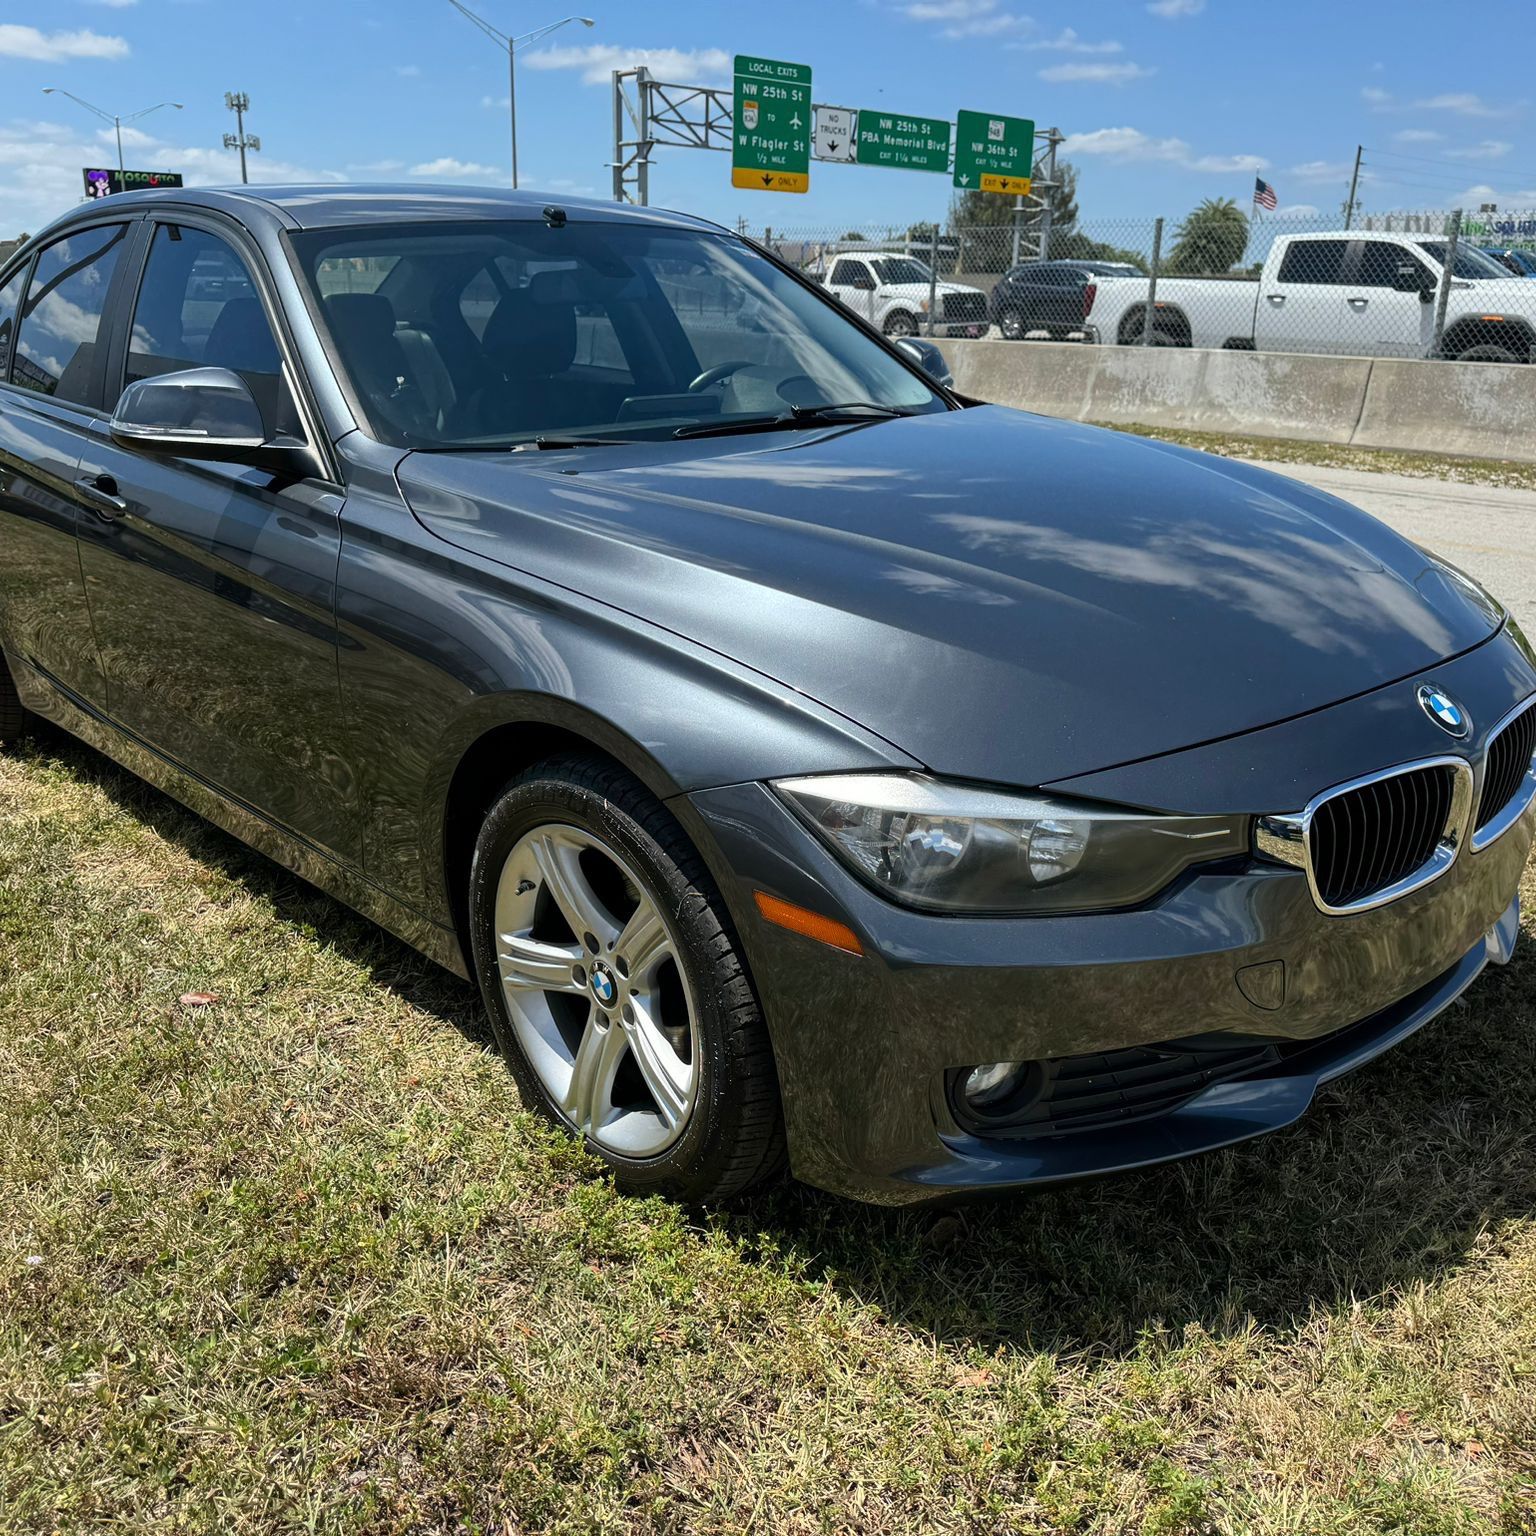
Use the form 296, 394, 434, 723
673, 402, 915, 441
514, 434, 640, 451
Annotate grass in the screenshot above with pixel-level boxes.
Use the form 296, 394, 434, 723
4, 722, 1536, 1534
1098, 424, 1536, 493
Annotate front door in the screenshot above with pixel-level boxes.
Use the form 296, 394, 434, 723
74, 217, 354, 859
1341, 240, 1436, 359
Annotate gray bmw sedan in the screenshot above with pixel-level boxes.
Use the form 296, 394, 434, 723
0, 186, 1532, 1204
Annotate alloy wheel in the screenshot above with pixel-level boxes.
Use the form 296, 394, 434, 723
493, 823, 698, 1158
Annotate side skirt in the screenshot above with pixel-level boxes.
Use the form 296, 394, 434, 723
6, 651, 470, 981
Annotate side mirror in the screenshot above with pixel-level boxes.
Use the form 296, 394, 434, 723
110, 366, 314, 478
896, 336, 954, 388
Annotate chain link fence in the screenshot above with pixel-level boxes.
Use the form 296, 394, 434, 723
758, 209, 1536, 363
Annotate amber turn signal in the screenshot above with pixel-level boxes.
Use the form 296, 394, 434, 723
753, 891, 863, 956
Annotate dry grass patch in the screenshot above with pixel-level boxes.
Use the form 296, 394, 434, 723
3, 724, 1536, 1533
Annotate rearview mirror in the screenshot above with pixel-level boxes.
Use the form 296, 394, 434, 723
110, 366, 314, 478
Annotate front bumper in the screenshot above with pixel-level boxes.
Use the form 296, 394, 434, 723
680, 638, 1536, 1205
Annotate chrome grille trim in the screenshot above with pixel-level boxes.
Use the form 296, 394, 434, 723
1471, 691, 1536, 853
1257, 756, 1474, 916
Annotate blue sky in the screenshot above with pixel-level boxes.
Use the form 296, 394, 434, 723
3, 0, 1536, 240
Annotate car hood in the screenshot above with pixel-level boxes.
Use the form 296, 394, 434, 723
397, 406, 1501, 788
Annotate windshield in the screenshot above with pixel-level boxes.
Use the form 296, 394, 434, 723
1416, 241, 1512, 280
291, 219, 947, 449
871, 257, 933, 285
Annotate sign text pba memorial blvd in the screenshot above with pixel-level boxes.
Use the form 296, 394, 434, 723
731, 55, 811, 194
953, 110, 1035, 195
855, 111, 951, 173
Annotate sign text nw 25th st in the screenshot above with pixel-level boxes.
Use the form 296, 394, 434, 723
732, 55, 812, 194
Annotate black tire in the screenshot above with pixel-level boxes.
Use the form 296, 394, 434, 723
0, 653, 25, 744
998, 308, 1025, 341
467, 754, 786, 1202
882, 310, 919, 339
1455, 343, 1521, 364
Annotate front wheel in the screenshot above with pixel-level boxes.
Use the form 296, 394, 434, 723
467, 755, 785, 1202
998, 308, 1026, 341
882, 310, 919, 339
1455, 343, 1521, 364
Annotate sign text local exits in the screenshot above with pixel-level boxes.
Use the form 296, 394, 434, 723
732, 55, 811, 194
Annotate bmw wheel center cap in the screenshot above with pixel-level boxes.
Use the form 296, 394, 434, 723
1418, 684, 1471, 739
590, 962, 618, 1008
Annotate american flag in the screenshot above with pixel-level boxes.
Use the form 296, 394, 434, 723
1254, 177, 1278, 211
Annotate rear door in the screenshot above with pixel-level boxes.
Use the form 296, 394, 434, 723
1255, 237, 1351, 354
0, 221, 133, 712
1341, 240, 1435, 358
73, 214, 354, 858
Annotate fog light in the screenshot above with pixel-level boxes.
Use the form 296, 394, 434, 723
963, 1060, 1027, 1109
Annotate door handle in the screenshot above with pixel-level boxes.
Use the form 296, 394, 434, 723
76, 473, 128, 519
1265, 293, 1286, 305
1347, 296, 1369, 308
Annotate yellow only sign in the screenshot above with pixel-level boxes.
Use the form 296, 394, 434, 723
978, 173, 1032, 196
731, 168, 810, 193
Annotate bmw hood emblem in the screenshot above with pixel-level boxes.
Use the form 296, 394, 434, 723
1418, 684, 1470, 739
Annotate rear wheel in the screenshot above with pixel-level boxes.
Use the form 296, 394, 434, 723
998, 308, 1026, 341
0, 654, 25, 744
467, 755, 785, 1202
1455, 343, 1521, 364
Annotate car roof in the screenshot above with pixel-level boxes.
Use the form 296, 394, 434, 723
34, 183, 728, 237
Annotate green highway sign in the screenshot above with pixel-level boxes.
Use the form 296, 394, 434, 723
953, 109, 1035, 195
855, 111, 952, 174
732, 55, 812, 194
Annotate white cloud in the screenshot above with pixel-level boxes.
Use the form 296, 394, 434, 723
1275, 203, 1320, 218
0, 24, 129, 60
1025, 28, 1122, 53
410, 156, 500, 178
0, 117, 342, 239
394, 64, 421, 78
1448, 139, 1512, 160
1147, 0, 1204, 15
1394, 128, 1443, 143
1415, 92, 1515, 118
1289, 159, 1356, 182
350, 158, 407, 173
1062, 125, 1265, 174
84, 0, 139, 8
902, 0, 1029, 36
1190, 152, 1269, 173
522, 44, 729, 85
1361, 86, 1392, 107
1040, 61, 1152, 84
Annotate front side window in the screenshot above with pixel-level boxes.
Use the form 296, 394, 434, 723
12, 223, 128, 404
0, 261, 25, 382
1277, 239, 1348, 286
1353, 242, 1431, 289
828, 259, 866, 286
292, 220, 947, 450
871, 257, 932, 285
1416, 241, 1511, 281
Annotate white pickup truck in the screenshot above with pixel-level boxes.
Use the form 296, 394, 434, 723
811, 251, 990, 340
1085, 230, 1536, 362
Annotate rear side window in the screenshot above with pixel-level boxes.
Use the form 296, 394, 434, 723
1276, 239, 1349, 286
12, 223, 128, 404
0, 262, 25, 383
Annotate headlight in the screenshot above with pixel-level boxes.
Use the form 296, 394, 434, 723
774, 774, 1247, 915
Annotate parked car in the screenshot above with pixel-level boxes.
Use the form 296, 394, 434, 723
814, 250, 989, 338
1087, 231, 1536, 361
1484, 246, 1536, 278
2, 187, 1534, 1206
987, 259, 1148, 342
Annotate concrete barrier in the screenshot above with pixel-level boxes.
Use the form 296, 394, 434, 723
933, 337, 1536, 463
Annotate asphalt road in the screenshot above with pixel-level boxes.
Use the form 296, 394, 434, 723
1252, 459, 1536, 637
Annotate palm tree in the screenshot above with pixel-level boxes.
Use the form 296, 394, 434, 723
1166, 197, 1250, 275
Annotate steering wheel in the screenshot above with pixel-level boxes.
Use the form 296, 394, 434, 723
687, 360, 753, 392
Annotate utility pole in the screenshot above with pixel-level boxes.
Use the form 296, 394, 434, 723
223, 92, 260, 184
1343, 144, 1364, 230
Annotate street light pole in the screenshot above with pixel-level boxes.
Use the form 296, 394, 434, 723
445, 4, 595, 190
42, 89, 183, 183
